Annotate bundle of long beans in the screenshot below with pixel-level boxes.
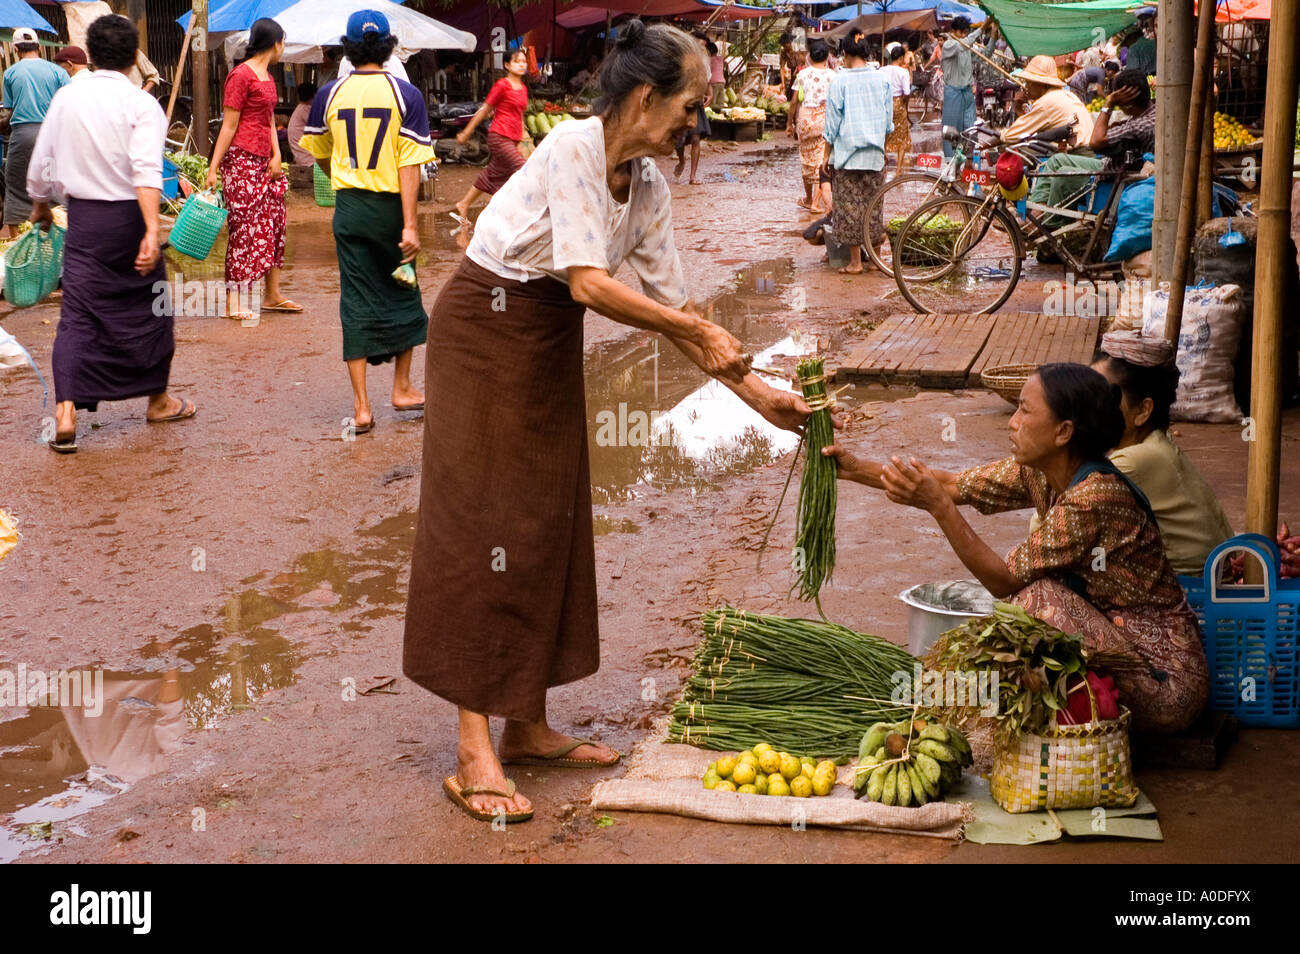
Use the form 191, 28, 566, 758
666, 607, 917, 757
792, 357, 837, 605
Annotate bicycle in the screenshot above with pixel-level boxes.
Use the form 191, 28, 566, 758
891, 122, 1143, 315
863, 121, 1002, 277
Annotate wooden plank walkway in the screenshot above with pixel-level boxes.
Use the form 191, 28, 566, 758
838, 313, 996, 386
966, 312, 1102, 385
838, 312, 1100, 389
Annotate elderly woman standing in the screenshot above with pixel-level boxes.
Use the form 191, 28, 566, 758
825, 363, 1209, 734
788, 42, 833, 213
206, 18, 298, 317
404, 20, 812, 823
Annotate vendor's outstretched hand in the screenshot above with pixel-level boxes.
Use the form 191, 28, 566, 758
821, 442, 867, 481
881, 455, 949, 514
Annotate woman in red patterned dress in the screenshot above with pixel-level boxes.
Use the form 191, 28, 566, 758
825, 363, 1209, 733
451, 48, 530, 226
206, 18, 298, 317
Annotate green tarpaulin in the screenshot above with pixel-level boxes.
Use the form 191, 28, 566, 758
978, 0, 1144, 57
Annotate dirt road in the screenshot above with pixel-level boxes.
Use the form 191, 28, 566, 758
1, 140, 1296, 863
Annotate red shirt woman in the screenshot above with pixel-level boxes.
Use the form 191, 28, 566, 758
206, 18, 298, 315
451, 48, 531, 226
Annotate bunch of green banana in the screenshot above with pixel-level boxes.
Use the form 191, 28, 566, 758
852, 717, 973, 807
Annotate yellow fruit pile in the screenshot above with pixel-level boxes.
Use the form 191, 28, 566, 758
1213, 112, 1255, 151
1086, 96, 1107, 113
702, 743, 838, 798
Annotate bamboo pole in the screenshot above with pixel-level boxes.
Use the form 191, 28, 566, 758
165, 20, 194, 126
1154, 5, 1193, 288
191, 0, 210, 157
1161, 0, 1216, 346
1196, 84, 1215, 227
1244, 0, 1300, 540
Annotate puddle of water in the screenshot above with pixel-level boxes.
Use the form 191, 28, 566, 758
0, 511, 419, 862
585, 258, 820, 503
592, 515, 640, 535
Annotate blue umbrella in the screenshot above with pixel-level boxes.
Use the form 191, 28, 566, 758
177, 0, 301, 32
819, 0, 984, 21
0, 0, 55, 32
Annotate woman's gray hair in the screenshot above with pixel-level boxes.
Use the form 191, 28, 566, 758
594, 19, 706, 115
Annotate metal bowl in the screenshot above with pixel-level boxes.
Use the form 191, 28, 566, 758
898, 580, 995, 657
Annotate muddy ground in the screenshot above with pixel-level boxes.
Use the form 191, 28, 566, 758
1, 137, 1298, 864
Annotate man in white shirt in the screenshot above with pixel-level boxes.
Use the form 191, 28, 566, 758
28, 14, 195, 454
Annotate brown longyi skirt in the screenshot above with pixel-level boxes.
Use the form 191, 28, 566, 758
402, 256, 600, 721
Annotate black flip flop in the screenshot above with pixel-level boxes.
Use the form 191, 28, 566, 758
392, 402, 424, 412
351, 419, 375, 435
48, 434, 78, 454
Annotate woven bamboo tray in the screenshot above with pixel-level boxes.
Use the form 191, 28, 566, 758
981, 363, 1038, 405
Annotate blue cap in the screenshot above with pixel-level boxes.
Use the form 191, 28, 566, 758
345, 10, 390, 43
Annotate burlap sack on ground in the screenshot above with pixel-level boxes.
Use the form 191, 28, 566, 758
1142, 284, 1246, 423
590, 717, 972, 840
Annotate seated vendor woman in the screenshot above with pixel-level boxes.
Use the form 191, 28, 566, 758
1090, 332, 1234, 576
824, 363, 1209, 733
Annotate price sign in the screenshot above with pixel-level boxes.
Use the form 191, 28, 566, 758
916, 153, 942, 169
961, 167, 992, 186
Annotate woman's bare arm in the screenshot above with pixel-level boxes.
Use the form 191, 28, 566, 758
567, 266, 748, 382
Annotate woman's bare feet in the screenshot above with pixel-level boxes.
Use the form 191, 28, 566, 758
456, 709, 531, 817
457, 742, 533, 817
498, 719, 618, 765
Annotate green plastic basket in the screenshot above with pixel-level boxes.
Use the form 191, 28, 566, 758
3, 225, 65, 307
313, 165, 336, 207
169, 190, 228, 260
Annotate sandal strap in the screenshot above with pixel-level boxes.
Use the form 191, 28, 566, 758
459, 778, 516, 799
541, 737, 601, 760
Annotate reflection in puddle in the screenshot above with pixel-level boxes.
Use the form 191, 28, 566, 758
585, 259, 814, 503
0, 511, 417, 862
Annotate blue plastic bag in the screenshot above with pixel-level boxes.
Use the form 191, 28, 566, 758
1104, 179, 1237, 262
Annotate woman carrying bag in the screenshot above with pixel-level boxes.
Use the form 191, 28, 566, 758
206, 18, 299, 318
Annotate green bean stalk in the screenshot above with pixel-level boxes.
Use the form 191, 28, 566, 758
792, 357, 837, 606
666, 607, 916, 757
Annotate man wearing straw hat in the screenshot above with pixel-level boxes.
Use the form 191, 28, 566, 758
999, 54, 1094, 148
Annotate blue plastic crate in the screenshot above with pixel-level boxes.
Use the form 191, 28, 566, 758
1179, 533, 1300, 727
162, 157, 181, 201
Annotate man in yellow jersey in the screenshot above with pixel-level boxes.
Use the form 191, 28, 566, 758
299, 9, 435, 434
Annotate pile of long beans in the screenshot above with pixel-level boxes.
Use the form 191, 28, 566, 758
793, 357, 837, 605
666, 607, 916, 757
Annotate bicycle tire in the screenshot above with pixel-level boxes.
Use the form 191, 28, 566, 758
893, 194, 1024, 316
864, 173, 965, 277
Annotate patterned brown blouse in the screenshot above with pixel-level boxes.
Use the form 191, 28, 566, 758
956, 457, 1188, 614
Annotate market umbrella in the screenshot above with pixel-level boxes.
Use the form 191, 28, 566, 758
820, 0, 985, 23
1210, 0, 1271, 20
974, 0, 1141, 57
222, 0, 477, 62
0, 0, 54, 32
176, 0, 299, 32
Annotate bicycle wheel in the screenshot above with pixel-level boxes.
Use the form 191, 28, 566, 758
865, 173, 965, 277
893, 195, 1024, 315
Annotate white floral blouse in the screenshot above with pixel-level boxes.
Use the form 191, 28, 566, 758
466, 116, 688, 307
793, 65, 834, 110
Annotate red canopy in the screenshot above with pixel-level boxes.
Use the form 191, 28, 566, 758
1197, 0, 1272, 20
